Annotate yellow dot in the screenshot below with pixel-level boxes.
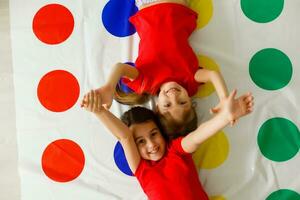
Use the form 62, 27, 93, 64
192, 131, 229, 169
209, 195, 227, 200
194, 55, 220, 98
189, 0, 213, 29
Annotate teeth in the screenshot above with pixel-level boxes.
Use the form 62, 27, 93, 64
149, 147, 158, 154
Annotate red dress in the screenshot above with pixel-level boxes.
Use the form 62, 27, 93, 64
123, 3, 200, 96
135, 137, 209, 200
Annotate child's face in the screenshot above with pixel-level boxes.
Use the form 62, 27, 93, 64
130, 121, 166, 161
157, 82, 192, 123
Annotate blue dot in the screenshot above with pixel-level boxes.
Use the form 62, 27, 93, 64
113, 141, 133, 176
102, 0, 138, 37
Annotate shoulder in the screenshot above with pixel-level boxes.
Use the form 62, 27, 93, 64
168, 137, 189, 155
134, 159, 148, 177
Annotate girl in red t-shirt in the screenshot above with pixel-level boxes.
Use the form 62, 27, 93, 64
81, 89, 253, 200
96, 0, 230, 139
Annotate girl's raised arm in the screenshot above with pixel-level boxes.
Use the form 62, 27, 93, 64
96, 62, 139, 109
181, 90, 253, 153
82, 90, 141, 173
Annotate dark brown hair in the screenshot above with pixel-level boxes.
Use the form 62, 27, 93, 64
121, 106, 169, 141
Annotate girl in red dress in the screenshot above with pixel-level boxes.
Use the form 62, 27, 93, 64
96, 0, 230, 139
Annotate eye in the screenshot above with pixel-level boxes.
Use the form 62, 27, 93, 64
137, 139, 145, 145
150, 132, 157, 137
163, 103, 170, 107
180, 101, 187, 105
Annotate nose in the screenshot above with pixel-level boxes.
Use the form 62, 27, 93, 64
147, 140, 156, 150
165, 89, 179, 99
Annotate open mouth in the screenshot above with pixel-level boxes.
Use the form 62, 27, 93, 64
149, 147, 159, 154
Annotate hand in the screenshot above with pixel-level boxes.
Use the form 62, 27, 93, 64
210, 98, 237, 126
81, 90, 103, 113
219, 90, 254, 126
95, 84, 114, 110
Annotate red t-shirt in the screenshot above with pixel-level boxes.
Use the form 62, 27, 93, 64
135, 137, 209, 200
123, 3, 200, 96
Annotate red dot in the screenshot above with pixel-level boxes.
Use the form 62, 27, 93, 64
32, 4, 74, 45
42, 139, 85, 182
37, 70, 80, 112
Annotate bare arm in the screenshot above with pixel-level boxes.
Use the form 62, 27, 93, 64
82, 90, 141, 173
94, 62, 139, 109
182, 90, 254, 153
194, 68, 228, 100
182, 112, 229, 153
106, 62, 139, 89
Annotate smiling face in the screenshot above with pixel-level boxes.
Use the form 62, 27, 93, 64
157, 82, 192, 124
130, 120, 166, 161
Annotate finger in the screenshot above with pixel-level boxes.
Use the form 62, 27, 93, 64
80, 100, 86, 108
247, 101, 254, 107
244, 95, 254, 104
91, 90, 96, 111
88, 91, 93, 111
97, 94, 103, 111
239, 94, 249, 101
103, 104, 109, 110
229, 89, 237, 100
106, 103, 112, 109
247, 107, 254, 113
94, 91, 99, 111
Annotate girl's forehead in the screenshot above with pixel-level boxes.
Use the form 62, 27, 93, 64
129, 121, 158, 137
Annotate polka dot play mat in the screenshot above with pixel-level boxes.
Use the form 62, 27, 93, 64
9, 0, 300, 199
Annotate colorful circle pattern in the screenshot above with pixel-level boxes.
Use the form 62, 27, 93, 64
257, 117, 299, 162
32, 3, 84, 182
102, 0, 137, 37
249, 48, 293, 91
241, 0, 299, 198
30, 0, 300, 198
113, 142, 133, 176
241, 0, 284, 23
41, 139, 85, 182
37, 70, 80, 112
266, 189, 300, 200
32, 4, 74, 44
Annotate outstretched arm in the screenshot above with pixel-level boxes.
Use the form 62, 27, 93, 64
182, 90, 254, 153
95, 62, 139, 109
81, 90, 141, 173
106, 62, 139, 88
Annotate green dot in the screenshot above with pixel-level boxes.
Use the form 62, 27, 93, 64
241, 0, 284, 23
266, 189, 300, 200
249, 48, 293, 90
257, 118, 300, 162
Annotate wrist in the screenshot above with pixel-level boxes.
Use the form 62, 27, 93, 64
217, 110, 231, 125
93, 107, 104, 116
